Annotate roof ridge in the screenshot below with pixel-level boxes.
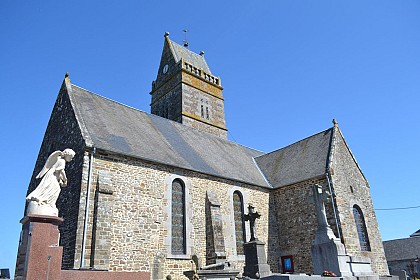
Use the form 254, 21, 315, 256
170, 39, 203, 59
255, 127, 333, 159
383, 236, 415, 242
70, 83, 263, 154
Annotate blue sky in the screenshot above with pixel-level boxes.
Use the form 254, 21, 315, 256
1, 0, 419, 274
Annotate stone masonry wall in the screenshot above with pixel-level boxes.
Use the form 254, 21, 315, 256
181, 79, 227, 138
74, 150, 270, 279
330, 130, 389, 275
25, 80, 86, 269
270, 177, 337, 274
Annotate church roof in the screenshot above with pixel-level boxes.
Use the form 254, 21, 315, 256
255, 129, 333, 188
68, 84, 268, 187
383, 235, 420, 261
65, 79, 345, 190
168, 39, 211, 73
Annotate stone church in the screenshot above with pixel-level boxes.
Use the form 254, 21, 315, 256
20, 33, 389, 279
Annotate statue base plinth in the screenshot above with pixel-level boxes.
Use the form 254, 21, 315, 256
26, 200, 59, 216
311, 232, 375, 278
243, 240, 272, 279
14, 214, 64, 280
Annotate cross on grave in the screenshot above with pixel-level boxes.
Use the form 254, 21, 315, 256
244, 205, 261, 241
311, 184, 336, 239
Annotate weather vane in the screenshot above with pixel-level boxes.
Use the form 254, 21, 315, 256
183, 29, 189, 48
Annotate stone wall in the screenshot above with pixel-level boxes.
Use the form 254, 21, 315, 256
25, 79, 86, 269
180, 77, 227, 138
74, 150, 270, 279
330, 130, 389, 275
270, 177, 333, 274
151, 67, 227, 138
151, 72, 183, 122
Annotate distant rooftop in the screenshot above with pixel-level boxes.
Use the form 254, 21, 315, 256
410, 228, 420, 237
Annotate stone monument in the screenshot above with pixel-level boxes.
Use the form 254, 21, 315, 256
15, 149, 75, 279
243, 205, 271, 279
310, 184, 374, 278
26, 149, 76, 216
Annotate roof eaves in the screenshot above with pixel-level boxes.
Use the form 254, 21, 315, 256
272, 174, 327, 189
94, 146, 270, 189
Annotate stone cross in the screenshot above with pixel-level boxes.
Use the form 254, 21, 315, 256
311, 184, 335, 239
244, 205, 261, 241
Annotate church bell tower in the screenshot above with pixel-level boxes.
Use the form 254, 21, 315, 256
150, 32, 227, 138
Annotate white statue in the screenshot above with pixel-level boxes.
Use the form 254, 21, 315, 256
26, 149, 75, 216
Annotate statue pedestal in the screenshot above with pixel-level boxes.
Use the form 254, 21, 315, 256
311, 235, 353, 277
243, 240, 272, 279
311, 228, 375, 278
14, 214, 64, 280
26, 200, 59, 216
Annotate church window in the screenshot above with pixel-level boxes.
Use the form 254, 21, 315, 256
201, 105, 204, 118
172, 179, 186, 254
353, 205, 371, 251
233, 191, 246, 255
206, 107, 209, 120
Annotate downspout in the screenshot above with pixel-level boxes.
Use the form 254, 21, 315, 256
80, 147, 96, 268
326, 172, 342, 241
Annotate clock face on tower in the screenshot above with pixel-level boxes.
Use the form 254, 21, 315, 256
162, 64, 169, 74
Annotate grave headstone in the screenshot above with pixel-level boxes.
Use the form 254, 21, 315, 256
243, 205, 271, 279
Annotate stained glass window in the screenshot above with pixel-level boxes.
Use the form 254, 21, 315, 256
353, 205, 371, 251
172, 179, 186, 254
233, 191, 246, 255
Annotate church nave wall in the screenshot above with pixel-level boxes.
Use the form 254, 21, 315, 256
74, 151, 270, 279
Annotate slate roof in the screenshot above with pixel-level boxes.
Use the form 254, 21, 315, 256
68, 84, 268, 187
383, 236, 420, 261
169, 39, 211, 73
254, 129, 333, 188
66, 81, 341, 189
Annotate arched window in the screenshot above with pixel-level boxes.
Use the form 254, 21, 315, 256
233, 191, 246, 255
172, 179, 186, 254
353, 205, 371, 251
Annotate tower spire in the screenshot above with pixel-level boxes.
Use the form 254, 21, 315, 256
150, 35, 227, 138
